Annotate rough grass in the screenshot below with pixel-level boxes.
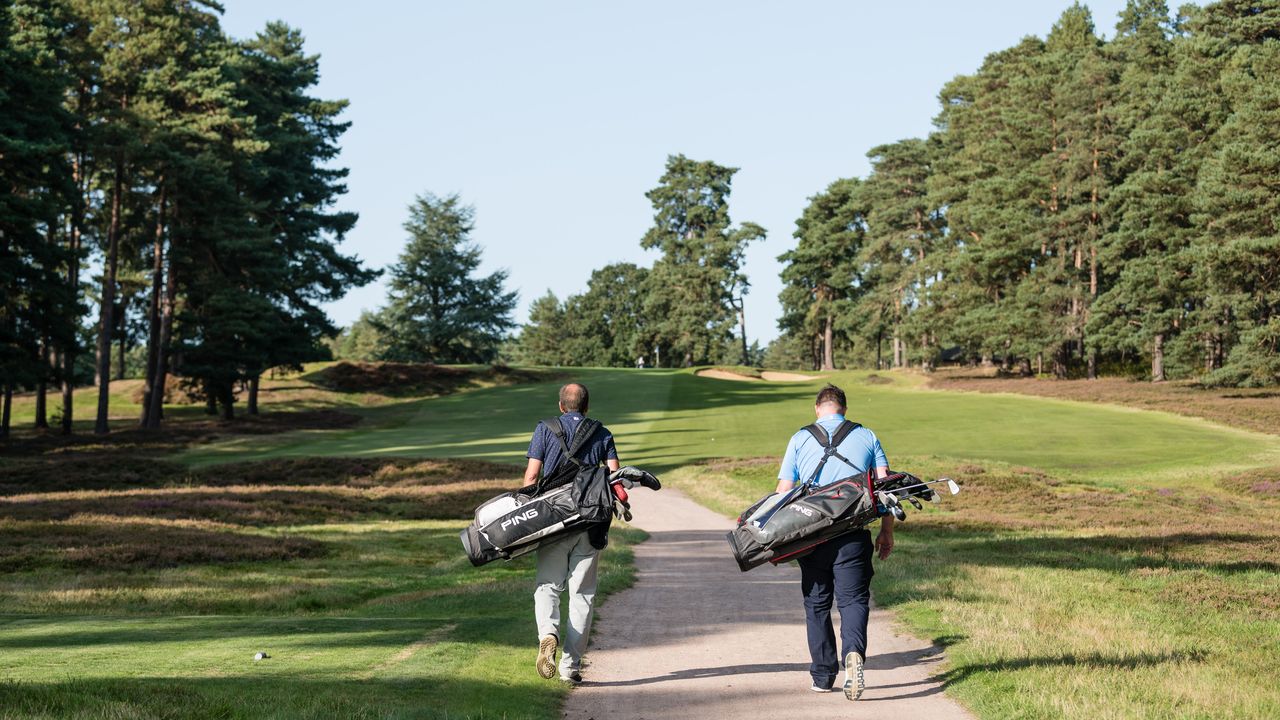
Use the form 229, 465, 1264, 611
308, 361, 558, 396
929, 370, 1280, 436
0, 448, 645, 719
667, 456, 1280, 720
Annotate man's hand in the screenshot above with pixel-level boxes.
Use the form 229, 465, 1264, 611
875, 525, 894, 560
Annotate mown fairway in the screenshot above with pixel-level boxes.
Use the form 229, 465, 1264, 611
185, 367, 1280, 485
3, 366, 1279, 719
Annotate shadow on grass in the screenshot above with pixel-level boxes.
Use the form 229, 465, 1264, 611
909, 527, 1280, 575
935, 649, 1207, 688
0, 674, 560, 720
0, 616, 463, 650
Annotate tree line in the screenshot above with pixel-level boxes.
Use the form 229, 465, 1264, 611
1, 0, 373, 439
512, 154, 766, 368
777, 0, 1280, 386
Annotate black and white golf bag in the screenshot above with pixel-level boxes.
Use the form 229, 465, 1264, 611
460, 416, 661, 567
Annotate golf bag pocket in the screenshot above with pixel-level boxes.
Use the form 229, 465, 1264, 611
476, 484, 580, 552
727, 475, 878, 572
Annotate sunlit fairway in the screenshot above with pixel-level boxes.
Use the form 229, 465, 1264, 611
184, 368, 1280, 487
5, 367, 1280, 719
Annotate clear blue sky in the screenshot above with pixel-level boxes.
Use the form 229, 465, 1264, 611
219, 0, 1138, 344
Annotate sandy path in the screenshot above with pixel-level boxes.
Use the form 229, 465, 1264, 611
563, 488, 974, 720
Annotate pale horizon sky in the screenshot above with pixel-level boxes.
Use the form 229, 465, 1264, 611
219, 0, 1139, 345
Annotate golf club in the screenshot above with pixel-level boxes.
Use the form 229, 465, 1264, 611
884, 477, 960, 497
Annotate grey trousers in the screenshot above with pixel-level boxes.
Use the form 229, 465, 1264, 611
534, 530, 600, 675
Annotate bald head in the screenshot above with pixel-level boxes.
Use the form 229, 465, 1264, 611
559, 383, 589, 413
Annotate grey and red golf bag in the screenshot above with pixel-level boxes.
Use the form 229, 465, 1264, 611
726, 419, 950, 571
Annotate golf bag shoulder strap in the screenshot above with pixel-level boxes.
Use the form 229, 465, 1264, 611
542, 416, 603, 467
799, 420, 863, 489
802, 420, 862, 449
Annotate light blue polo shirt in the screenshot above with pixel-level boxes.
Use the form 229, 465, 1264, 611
778, 413, 889, 487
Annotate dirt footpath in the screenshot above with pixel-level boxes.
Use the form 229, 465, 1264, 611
563, 488, 974, 720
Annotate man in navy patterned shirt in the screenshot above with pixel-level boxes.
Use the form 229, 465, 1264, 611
523, 383, 619, 684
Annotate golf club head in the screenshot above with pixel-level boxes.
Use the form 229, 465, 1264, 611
945, 478, 960, 495
907, 497, 923, 510
890, 505, 907, 521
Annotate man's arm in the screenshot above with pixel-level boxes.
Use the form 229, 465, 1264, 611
874, 464, 894, 559
775, 434, 799, 493
522, 458, 542, 488
603, 433, 621, 473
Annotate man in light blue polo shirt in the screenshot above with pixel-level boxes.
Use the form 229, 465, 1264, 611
775, 383, 893, 700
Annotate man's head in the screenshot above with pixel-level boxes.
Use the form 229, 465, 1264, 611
814, 383, 846, 417
559, 383, 589, 414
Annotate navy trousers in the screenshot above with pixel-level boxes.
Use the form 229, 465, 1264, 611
797, 529, 875, 687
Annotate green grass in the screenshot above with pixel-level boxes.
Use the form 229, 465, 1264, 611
666, 455, 1280, 720
185, 368, 1280, 486
0, 451, 643, 719
6, 365, 1280, 718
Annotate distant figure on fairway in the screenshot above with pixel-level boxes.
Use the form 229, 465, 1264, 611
636, 355, 646, 369
522, 382, 620, 683
774, 383, 893, 700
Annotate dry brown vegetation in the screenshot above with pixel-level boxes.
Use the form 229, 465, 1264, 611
0, 457, 519, 569
0, 408, 362, 462
309, 361, 555, 395
0, 516, 325, 571
928, 370, 1280, 436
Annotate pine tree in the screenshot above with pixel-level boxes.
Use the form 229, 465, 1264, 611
640, 154, 765, 366
1089, 0, 1188, 381
928, 37, 1051, 371
778, 178, 866, 371
1196, 33, 1280, 385
859, 139, 945, 370
375, 194, 516, 364
0, 0, 75, 439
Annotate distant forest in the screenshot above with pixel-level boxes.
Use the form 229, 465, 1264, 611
512, 1, 1280, 386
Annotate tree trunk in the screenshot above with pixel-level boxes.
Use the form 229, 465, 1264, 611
737, 302, 749, 366
219, 386, 235, 421
145, 244, 177, 429
876, 329, 883, 371
205, 391, 217, 416
34, 340, 49, 429
141, 185, 166, 427
821, 315, 835, 371
62, 150, 85, 435
247, 375, 260, 415
115, 316, 126, 380
1, 385, 11, 440
1152, 333, 1166, 382
892, 333, 904, 369
94, 157, 125, 435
